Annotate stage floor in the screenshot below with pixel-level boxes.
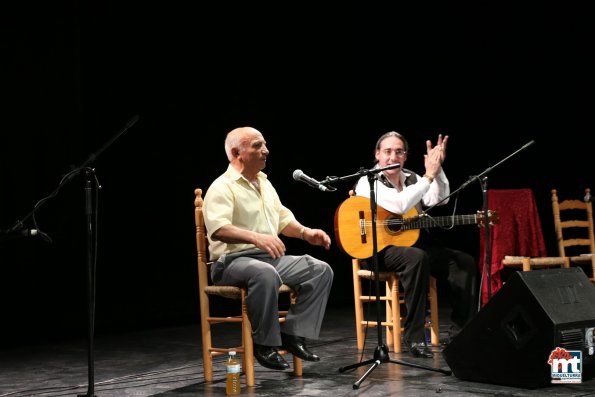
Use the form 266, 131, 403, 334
1, 305, 594, 397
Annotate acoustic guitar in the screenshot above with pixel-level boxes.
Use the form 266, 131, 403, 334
334, 195, 499, 259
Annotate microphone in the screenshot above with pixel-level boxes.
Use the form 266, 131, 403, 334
292, 169, 330, 192
0, 228, 39, 240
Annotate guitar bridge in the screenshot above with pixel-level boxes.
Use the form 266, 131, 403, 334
358, 210, 367, 244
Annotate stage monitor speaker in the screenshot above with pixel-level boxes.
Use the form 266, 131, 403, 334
443, 267, 595, 388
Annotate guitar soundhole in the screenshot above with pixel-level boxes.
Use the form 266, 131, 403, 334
385, 215, 402, 234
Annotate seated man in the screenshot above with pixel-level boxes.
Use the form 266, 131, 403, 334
203, 126, 334, 370
354, 131, 478, 357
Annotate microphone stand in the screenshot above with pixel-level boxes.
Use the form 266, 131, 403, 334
323, 164, 451, 390
8, 115, 139, 397
422, 140, 535, 304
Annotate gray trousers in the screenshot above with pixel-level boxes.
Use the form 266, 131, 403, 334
211, 249, 334, 346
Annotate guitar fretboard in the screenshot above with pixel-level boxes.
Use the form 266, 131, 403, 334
400, 214, 482, 230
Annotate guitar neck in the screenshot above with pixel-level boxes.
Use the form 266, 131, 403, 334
402, 214, 481, 230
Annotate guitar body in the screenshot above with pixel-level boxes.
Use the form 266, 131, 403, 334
334, 196, 420, 259
334, 196, 498, 259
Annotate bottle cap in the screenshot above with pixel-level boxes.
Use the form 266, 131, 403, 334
229, 351, 236, 356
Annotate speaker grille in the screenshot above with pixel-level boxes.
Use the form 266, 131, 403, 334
559, 328, 584, 351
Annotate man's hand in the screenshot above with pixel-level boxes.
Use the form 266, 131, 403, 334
426, 134, 448, 163
424, 134, 449, 177
253, 234, 287, 259
303, 228, 331, 250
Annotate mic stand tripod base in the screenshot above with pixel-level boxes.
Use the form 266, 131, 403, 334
339, 344, 452, 389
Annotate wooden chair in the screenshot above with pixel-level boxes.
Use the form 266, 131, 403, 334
352, 257, 440, 352
551, 188, 595, 283
194, 188, 302, 387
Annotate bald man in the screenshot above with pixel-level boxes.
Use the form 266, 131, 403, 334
203, 126, 334, 370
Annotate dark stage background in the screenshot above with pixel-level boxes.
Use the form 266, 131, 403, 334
1, 3, 593, 346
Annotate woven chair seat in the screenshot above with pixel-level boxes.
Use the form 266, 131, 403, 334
568, 254, 594, 264
357, 270, 396, 282
502, 256, 569, 271
205, 284, 294, 300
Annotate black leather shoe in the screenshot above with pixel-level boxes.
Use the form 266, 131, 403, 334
406, 341, 433, 358
253, 344, 290, 370
281, 333, 320, 362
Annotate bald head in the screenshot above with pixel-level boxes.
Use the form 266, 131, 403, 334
225, 127, 262, 162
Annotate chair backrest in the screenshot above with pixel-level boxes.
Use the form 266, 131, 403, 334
195, 188, 215, 298
551, 188, 595, 257
195, 188, 207, 270
195, 188, 244, 301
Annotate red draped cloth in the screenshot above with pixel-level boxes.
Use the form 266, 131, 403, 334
478, 189, 547, 305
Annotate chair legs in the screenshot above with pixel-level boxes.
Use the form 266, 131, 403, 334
400, 276, 440, 347
428, 277, 440, 346
385, 275, 401, 352
352, 258, 402, 352
352, 258, 440, 352
200, 291, 302, 388
237, 291, 303, 386
352, 259, 366, 352
241, 291, 255, 386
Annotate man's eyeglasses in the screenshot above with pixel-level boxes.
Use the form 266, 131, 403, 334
381, 149, 407, 157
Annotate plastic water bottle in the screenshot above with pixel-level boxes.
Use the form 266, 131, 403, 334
425, 310, 432, 345
226, 351, 241, 395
